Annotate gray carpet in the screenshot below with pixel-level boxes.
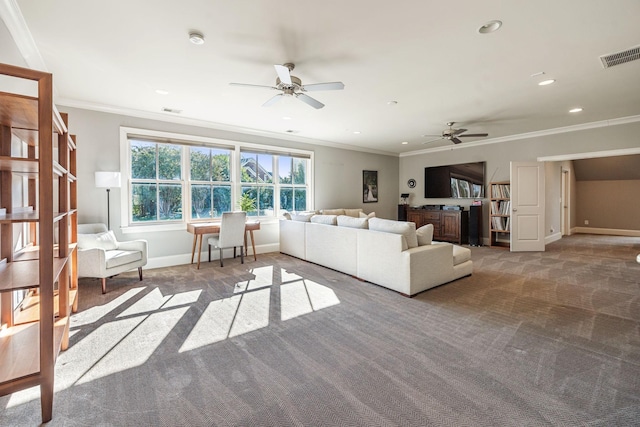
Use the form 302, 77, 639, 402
1, 234, 639, 426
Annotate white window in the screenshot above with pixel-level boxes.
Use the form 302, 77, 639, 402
120, 127, 312, 231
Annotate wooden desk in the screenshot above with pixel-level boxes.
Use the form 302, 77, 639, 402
187, 220, 260, 269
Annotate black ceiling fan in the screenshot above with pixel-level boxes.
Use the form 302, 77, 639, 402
229, 63, 344, 109
423, 122, 489, 145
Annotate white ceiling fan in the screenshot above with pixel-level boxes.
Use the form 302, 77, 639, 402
230, 63, 344, 109
423, 122, 489, 145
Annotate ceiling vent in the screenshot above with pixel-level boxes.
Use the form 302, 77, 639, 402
599, 46, 640, 68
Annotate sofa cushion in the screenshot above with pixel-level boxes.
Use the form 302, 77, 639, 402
344, 208, 363, 218
416, 224, 434, 246
368, 217, 418, 249
337, 215, 368, 229
291, 213, 314, 222
321, 208, 345, 216
452, 245, 471, 265
359, 211, 376, 219
78, 230, 118, 250
105, 249, 143, 269
310, 214, 337, 225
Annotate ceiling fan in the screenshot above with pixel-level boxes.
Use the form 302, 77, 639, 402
423, 122, 489, 145
229, 63, 345, 109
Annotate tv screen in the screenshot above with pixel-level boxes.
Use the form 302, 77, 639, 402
425, 162, 485, 198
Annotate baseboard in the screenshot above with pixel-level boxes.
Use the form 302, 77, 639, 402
545, 232, 563, 245
146, 243, 280, 270
573, 227, 640, 237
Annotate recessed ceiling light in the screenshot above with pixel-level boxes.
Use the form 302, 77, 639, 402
353, 131, 361, 134
282, 116, 292, 120
387, 101, 398, 105
478, 20, 502, 34
538, 79, 556, 86
401, 141, 409, 145
189, 32, 205, 45
155, 89, 169, 95
569, 107, 583, 113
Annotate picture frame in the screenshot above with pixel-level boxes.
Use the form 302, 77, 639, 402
363, 170, 378, 203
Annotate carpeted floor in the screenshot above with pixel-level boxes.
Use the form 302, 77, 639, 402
1, 234, 639, 426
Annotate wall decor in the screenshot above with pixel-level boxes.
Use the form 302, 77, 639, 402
363, 170, 378, 203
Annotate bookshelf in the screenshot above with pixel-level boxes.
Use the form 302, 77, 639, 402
489, 181, 511, 248
0, 63, 78, 423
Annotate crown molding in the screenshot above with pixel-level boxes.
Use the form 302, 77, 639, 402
400, 115, 640, 158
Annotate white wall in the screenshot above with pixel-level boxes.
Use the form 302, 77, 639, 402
399, 121, 640, 242
61, 106, 398, 267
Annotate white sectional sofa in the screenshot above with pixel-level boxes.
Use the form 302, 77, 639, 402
279, 210, 472, 296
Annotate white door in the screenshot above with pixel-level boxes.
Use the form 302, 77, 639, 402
510, 161, 545, 252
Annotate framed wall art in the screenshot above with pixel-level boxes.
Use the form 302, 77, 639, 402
363, 170, 378, 203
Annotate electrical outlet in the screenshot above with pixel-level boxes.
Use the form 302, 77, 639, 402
584, 220, 589, 225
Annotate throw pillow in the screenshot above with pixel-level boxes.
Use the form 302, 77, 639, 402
416, 224, 434, 246
77, 230, 118, 250
344, 208, 363, 218
310, 214, 338, 225
337, 215, 368, 229
321, 208, 345, 216
368, 217, 418, 249
291, 213, 314, 222
359, 211, 376, 218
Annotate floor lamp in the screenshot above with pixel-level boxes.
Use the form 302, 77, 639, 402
95, 171, 121, 230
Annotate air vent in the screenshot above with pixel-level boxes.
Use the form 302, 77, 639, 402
161, 107, 182, 114
600, 46, 640, 68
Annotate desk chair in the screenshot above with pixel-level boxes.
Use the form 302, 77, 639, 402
208, 211, 247, 266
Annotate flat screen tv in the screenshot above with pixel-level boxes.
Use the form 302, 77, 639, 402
424, 162, 485, 198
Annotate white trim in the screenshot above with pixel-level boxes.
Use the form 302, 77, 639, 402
0, 0, 49, 72
401, 115, 640, 158
573, 227, 640, 237
145, 243, 279, 270
538, 147, 640, 162
545, 232, 563, 245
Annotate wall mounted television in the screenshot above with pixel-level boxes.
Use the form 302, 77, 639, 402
424, 162, 485, 198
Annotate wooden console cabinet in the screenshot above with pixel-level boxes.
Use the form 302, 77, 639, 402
407, 208, 469, 244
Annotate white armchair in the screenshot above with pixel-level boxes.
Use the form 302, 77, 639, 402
77, 223, 148, 294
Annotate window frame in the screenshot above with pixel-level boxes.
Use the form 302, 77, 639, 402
119, 127, 313, 233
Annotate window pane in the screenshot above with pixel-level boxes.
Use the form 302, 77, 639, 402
280, 187, 293, 211
258, 186, 274, 216
212, 185, 232, 217
294, 188, 307, 211
158, 184, 182, 220
132, 183, 157, 222
158, 144, 181, 180
241, 153, 256, 183
190, 147, 210, 181
293, 158, 307, 185
279, 157, 292, 184
131, 141, 156, 179
191, 184, 211, 219
211, 149, 230, 181
257, 154, 273, 183
241, 187, 258, 216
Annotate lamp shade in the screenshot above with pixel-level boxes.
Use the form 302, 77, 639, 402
95, 171, 121, 188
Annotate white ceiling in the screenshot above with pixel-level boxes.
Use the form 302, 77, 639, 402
5, 0, 640, 155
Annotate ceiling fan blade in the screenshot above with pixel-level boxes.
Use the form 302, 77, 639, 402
295, 93, 324, 109
422, 137, 444, 145
274, 64, 292, 85
262, 94, 284, 107
451, 128, 468, 136
459, 133, 489, 138
451, 137, 463, 144
303, 82, 345, 91
230, 82, 277, 90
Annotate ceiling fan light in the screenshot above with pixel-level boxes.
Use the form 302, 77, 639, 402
189, 32, 205, 45
478, 20, 502, 34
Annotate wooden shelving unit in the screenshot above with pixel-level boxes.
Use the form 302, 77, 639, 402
0, 63, 78, 423
489, 181, 511, 248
